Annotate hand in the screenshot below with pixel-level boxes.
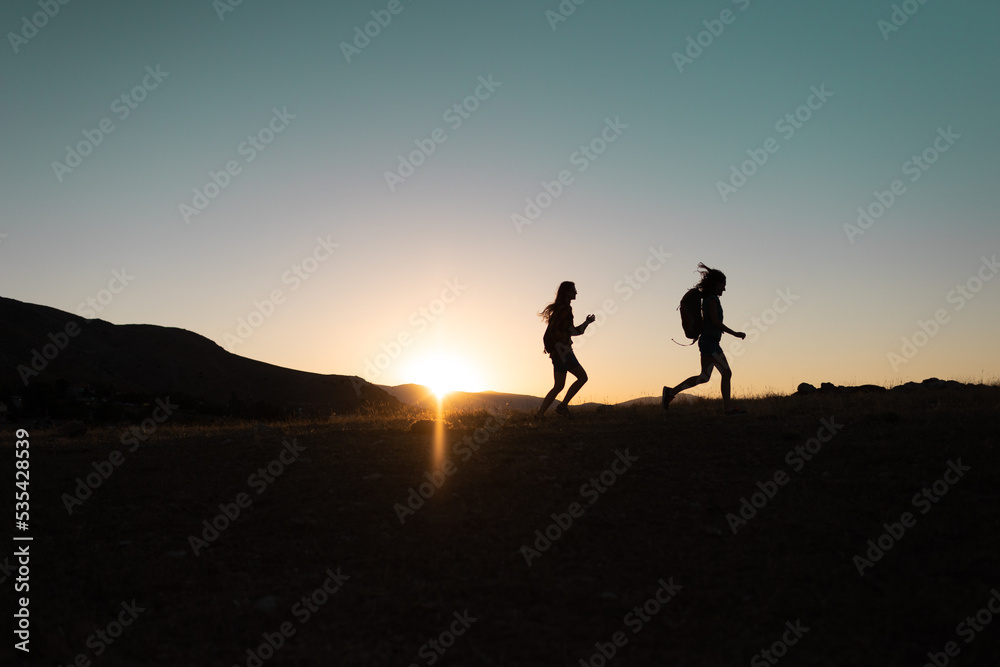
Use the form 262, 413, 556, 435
585, 314, 596, 324
735, 331, 746, 340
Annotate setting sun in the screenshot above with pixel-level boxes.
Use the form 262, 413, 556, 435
403, 353, 485, 398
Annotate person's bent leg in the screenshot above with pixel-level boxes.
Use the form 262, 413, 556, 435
670, 356, 715, 396
561, 364, 588, 406
537, 370, 567, 416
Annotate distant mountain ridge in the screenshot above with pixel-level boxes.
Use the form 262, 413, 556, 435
379, 384, 698, 412
0, 295, 395, 417
378, 384, 544, 412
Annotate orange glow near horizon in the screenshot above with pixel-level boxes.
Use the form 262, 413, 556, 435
433, 395, 446, 472
402, 352, 486, 398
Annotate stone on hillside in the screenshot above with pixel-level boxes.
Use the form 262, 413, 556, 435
853, 384, 888, 393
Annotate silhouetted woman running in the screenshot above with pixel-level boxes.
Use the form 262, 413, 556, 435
663, 263, 747, 415
536, 281, 595, 419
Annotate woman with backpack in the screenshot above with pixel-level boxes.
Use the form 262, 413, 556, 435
535, 281, 596, 419
663, 263, 747, 415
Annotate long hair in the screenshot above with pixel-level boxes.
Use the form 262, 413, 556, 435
694, 263, 726, 292
539, 281, 575, 323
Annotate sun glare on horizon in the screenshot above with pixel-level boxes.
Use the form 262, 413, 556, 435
403, 354, 486, 398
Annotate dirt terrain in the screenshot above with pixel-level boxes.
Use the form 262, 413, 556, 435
6, 383, 1000, 666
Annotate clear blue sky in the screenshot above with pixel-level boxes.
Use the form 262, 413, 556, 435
2, 0, 998, 402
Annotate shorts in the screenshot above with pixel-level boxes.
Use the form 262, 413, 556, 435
698, 335, 723, 356
550, 349, 581, 373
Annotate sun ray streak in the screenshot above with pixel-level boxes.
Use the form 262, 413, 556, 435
433, 394, 445, 471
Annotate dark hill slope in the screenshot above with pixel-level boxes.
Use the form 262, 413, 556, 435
0, 296, 394, 415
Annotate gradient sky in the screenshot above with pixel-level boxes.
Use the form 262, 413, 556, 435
2, 0, 998, 404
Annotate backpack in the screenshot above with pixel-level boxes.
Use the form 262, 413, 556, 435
674, 288, 703, 345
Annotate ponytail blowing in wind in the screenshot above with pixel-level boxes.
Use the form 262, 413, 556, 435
539, 281, 576, 323
694, 262, 726, 292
